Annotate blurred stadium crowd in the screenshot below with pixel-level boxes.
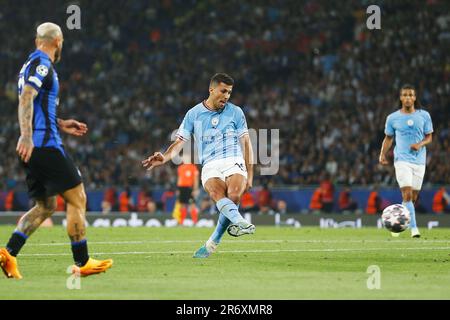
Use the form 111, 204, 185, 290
1, 0, 449, 193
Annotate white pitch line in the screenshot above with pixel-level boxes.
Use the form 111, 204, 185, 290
19, 246, 450, 257
24, 239, 450, 246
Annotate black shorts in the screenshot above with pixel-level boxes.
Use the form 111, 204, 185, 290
21, 147, 82, 199
178, 187, 193, 204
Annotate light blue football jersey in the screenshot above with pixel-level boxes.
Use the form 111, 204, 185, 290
384, 109, 433, 165
176, 101, 249, 165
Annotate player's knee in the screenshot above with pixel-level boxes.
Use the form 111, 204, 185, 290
402, 191, 413, 202
67, 191, 87, 210
38, 197, 57, 214
227, 192, 241, 205
208, 189, 226, 202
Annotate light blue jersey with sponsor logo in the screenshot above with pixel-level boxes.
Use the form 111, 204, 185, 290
176, 101, 249, 165
384, 109, 433, 165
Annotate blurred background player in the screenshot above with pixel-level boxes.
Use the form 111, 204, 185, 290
118, 186, 135, 213
0, 22, 112, 279
338, 186, 358, 213
309, 186, 323, 214
142, 73, 255, 258
379, 84, 433, 238
319, 173, 335, 213
137, 184, 157, 214
240, 190, 258, 213
366, 186, 382, 215
173, 154, 199, 225
432, 187, 450, 214
257, 182, 273, 214
101, 185, 118, 214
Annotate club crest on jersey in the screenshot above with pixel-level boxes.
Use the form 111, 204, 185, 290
407, 119, 414, 126
211, 117, 219, 126
36, 65, 48, 77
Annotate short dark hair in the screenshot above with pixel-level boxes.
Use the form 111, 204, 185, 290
398, 83, 421, 108
400, 83, 416, 92
210, 73, 234, 86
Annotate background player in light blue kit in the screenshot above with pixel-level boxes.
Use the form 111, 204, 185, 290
142, 73, 255, 257
379, 84, 433, 238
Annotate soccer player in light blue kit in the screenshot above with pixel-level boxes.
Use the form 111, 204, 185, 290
379, 84, 433, 238
142, 73, 255, 257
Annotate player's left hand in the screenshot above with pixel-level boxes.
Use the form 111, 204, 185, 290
410, 143, 422, 151
59, 119, 88, 136
142, 152, 165, 170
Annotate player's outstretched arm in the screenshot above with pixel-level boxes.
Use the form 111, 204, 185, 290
379, 135, 394, 165
57, 118, 88, 136
142, 138, 186, 171
16, 84, 38, 163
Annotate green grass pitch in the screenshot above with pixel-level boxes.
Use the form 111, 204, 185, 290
1, 225, 449, 299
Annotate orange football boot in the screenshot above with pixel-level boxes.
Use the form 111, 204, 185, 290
0, 248, 23, 279
72, 257, 113, 277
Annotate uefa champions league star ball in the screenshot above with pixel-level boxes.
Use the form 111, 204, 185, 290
381, 204, 411, 233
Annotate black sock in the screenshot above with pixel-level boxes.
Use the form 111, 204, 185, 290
71, 239, 89, 267
6, 231, 28, 256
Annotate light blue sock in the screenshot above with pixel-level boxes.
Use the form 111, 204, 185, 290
216, 198, 245, 224
210, 213, 231, 244
403, 201, 417, 229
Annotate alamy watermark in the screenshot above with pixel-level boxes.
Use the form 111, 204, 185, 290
366, 265, 381, 290
66, 4, 81, 30
66, 265, 81, 289
366, 5, 381, 30
169, 126, 280, 176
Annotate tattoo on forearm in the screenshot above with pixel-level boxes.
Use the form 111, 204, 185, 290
18, 88, 36, 137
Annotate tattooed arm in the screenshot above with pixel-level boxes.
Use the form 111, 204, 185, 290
16, 85, 38, 163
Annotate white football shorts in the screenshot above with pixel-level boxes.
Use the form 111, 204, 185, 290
394, 161, 426, 190
201, 157, 247, 187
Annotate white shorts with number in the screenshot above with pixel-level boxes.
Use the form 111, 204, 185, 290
201, 157, 247, 187
394, 161, 426, 190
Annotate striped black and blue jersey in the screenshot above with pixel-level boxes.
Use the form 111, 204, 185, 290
17, 49, 63, 154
